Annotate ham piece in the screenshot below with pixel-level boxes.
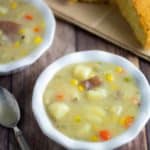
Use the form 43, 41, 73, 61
0, 20, 21, 41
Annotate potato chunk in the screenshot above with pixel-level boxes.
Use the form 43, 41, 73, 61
73, 65, 92, 80
48, 102, 70, 120
0, 6, 8, 15
87, 88, 108, 101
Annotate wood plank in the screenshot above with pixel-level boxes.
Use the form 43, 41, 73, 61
76, 28, 148, 150
46, 0, 150, 62
9, 19, 76, 150
0, 76, 12, 150
140, 60, 150, 150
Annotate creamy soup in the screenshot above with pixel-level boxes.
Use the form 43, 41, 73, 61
43, 62, 140, 142
0, 0, 45, 63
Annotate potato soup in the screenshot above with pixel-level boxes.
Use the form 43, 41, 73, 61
43, 62, 140, 142
0, 0, 45, 63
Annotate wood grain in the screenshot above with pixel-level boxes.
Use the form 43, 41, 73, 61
140, 60, 150, 150
0, 76, 12, 150
0, 19, 149, 150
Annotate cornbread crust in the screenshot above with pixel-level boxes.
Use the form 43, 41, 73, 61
116, 0, 150, 49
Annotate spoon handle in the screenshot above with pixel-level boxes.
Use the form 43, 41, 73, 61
13, 126, 30, 150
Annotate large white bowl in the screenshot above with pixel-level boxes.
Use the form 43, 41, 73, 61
0, 0, 55, 75
32, 50, 150, 150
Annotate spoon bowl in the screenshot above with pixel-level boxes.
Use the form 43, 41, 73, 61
0, 87, 20, 128
0, 87, 30, 150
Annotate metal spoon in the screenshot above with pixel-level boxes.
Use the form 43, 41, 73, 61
0, 87, 30, 150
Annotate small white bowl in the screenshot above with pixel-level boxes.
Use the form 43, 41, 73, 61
0, 0, 55, 75
32, 50, 150, 150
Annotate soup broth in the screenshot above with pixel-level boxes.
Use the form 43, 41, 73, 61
43, 62, 140, 142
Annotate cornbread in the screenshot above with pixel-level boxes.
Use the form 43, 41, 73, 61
115, 0, 150, 49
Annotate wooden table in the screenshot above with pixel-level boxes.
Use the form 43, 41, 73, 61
0, 19, 150, 150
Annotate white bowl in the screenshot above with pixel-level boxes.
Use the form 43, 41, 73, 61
0, 0, 55, 75
32, 50, 150, 150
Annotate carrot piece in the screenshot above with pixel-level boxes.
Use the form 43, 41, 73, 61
124, 116, 134, 128
99, 130, 111, 141
132, 97, 140, 105
34, 27, 40, 32
24, 14, 33, 20
55, 93, 65, 101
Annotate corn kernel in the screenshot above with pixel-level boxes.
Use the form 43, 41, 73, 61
119, 117, 125, 126
90, 135, 99, 142
34, 36, 43, 44
78, 85, 84, 92
115, 66, 123, 73
74, 115, 81, 123
19, 29, 25, 35
10, 2, 17, 9
70, 79, 78, 86
105, 73, 114, 82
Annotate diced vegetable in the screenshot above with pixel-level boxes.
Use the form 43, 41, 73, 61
0, 21, 20, 40
132, 97, 140, 105
115, 66, 123, 73
18, 29, 25, 35
10, 2, 18, 9
81, 76, 101, 90
99, 130, 111, 141
105, 73, 114, 82
0, 6, 8, 15
124, 77, 131, 82
78, 85, 84, 92
34, 36, 43, 44
33, 27, 40, 32
74, 115, 81, 123
120, 116, 134, 128
48, 102, 70, 120
73, 65, 92, 80
55, 93, 65, 101
70, 79, 79, 86
24, 14, 33, 20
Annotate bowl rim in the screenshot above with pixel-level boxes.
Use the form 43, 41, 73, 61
0, 0, 56, 74
32, 50, 150, 150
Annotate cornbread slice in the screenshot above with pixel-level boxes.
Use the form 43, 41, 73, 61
115, 0, 150, 49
